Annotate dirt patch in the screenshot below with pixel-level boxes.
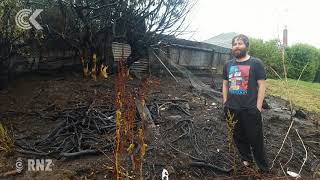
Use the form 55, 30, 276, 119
0, 71, 319, 179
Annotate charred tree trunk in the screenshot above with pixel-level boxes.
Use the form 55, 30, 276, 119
0, 60, 9, 90
0, 39, 12, 90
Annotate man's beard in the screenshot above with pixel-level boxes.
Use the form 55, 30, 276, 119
232, 49, 247, 59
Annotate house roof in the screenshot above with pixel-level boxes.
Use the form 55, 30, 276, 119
203, 32, 238, 49
160, 37, 231, 54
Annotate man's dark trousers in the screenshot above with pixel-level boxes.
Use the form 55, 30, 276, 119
225, 107, 269, 172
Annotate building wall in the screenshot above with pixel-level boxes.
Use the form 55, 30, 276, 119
8, 50, 79, 74
149, 45, 231, 75
169, 47, 213, 67
7, 41, 231, 76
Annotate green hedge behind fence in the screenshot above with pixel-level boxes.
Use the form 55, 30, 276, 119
249, 38, 320, 82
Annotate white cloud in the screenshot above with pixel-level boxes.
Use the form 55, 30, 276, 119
180, 0, 320, 48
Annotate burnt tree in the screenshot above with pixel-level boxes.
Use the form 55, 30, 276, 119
41, 0, 195, 71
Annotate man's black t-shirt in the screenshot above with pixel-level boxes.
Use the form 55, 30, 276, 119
223, 57, 266, 110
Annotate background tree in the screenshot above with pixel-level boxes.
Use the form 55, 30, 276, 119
30, 0, 195, 71
285, 44, 318, 81
0, 0, 25, 89
249, 38, 320, 82
249, 38, 282, 79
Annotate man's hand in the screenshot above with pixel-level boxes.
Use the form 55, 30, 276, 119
257, 104, 262, 112
222, 80, 228, 105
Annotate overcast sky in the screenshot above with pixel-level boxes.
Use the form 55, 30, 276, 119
180, 0, 320, 48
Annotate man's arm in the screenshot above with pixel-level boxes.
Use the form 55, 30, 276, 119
256, 80, 266, 112
222, 80, 228, 104
222, 61, 229, 105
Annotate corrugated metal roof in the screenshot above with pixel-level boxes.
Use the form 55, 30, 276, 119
161, 37, 231, 54
203, 32, 238, 49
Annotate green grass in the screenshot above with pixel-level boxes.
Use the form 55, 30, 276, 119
266, 79, 320, 113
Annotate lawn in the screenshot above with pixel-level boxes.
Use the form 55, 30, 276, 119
266, 79, 320, 113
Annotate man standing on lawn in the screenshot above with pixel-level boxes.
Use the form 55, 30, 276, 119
222, 34, 269, 173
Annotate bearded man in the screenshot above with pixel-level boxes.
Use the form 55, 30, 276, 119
222, 34, 269, 173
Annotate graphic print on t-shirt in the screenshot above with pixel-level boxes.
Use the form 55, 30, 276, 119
228, 65, 250, 95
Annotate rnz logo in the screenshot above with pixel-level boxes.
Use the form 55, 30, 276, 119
16, 158, 24, 173
28, 159, 53, 171
16, 158, 53, 172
